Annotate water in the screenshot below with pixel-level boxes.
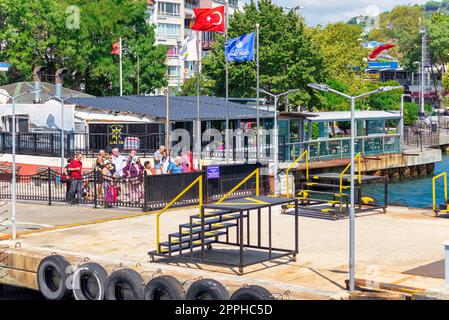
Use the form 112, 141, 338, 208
363, 154, 449, 209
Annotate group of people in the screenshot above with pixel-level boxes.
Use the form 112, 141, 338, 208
153, 146, 193, 174
63, 146, 194, 207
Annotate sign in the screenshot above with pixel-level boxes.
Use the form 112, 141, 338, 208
0, 62, 10, 72
109, 124, 124, 145
366, 61, 399, 70
206, 166, 220, 179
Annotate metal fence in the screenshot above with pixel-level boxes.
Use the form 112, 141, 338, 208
0, 164, 269, 211
0, 132, 165, 157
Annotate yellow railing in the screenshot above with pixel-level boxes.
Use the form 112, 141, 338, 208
339, 153, 362, 194
156, 175, 203, 253
432, 172, 447, 212
216, 168, 260, 204
285, 150, 309, 198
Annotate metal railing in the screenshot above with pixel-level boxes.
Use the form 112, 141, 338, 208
339, 153, 362, 194
285, 150, 309, 198
432, 172, 447, 212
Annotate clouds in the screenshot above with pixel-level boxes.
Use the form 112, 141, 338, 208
269, 0, 428, 25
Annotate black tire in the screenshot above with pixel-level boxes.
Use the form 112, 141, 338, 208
37, 255, 73, 300
230, 285, 274, 300
144, 275, 185, 300
104, 269, 145, 300
72, 262, 108, 300
186, 279, 229, 300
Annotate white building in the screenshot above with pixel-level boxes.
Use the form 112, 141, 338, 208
145, 0, 240, 93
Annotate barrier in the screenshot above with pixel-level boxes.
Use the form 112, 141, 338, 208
285, 150, 309, 198
432, 172, 447, 212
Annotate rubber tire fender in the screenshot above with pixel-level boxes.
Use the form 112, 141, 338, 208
104, 269, 145, 300
37, 255, 73, 300
230, 285, 274, 300
72, 262, 108, 300
186, 279, 230, 300
144, 275, 185, 300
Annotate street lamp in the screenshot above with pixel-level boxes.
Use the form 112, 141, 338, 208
0, 89, 40, 240
252, 88, 300, 196
307, 83, 403, 292
400, 94, 411, 150
48, 93, 78, 174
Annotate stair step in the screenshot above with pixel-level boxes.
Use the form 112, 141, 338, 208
299, 206, 339, 214
173, 222, 238, 237
162, 230, 227, 246
302, 182, 351, 190
190, 210, 231, 219
298, 190, 349, 197
299, 197, 347, 205
159, 238, 216, 254
190, 213, 241, 225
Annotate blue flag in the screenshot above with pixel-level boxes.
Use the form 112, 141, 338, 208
225, 33, 255, 62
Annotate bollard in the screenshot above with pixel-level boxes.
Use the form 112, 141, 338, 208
446, 241, 449, 286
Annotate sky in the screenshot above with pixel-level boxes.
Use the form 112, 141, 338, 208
266, 0, 429, 25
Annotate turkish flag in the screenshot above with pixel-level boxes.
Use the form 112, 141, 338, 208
111, 42, 120, 55
192, 6, 225, 33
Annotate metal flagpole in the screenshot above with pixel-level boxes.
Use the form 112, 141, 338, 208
119, 37, 123, 96
11, 96, 16, 240
196, 31, 201, 170
256, 23, 260, 161
225, 0, 230, 163
349, 96, 356, 292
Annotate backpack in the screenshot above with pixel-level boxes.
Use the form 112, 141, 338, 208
105, 185, 118, 204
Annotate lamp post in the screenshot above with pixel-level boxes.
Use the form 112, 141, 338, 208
48, 94, 78, 174
307, 83, 403, 292
400, 94, 411, 150
252, 88, 299, 196
0, 89, 40, 240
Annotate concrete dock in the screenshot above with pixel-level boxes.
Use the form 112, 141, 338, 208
1, 202, 448, 299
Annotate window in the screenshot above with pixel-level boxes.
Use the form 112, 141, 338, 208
157, 23, 180, 37
158, 2, 180, 16
167, 66, 179, 78
166, 45, 178, 57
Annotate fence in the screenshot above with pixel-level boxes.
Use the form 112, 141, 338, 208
0, 164, 269, 211
0, 132, 165, 158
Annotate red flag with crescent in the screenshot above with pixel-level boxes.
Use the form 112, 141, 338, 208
191, 6, 225, 32
368, 43, 395, 60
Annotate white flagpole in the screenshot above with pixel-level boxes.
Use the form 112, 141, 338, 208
225, 0, 230, 163
119, 37, 123, 96
256, 23, 260, 162
196, 31, 201, 170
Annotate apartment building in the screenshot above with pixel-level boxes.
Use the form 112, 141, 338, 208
146, 0, 240, 93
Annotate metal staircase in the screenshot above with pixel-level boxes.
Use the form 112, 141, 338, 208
153, 209, 244, 256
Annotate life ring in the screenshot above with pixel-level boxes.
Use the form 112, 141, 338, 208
37, 255, 73, 300
104, 269, 145, 300
144, 275, 185, 300
361, 196, 375, 205
186, 279, 230, 300
230, 285, 274, 300
72, 262, 108, 300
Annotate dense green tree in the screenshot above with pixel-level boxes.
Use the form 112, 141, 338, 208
0, 0, 168, 95
182, 0, 326, 110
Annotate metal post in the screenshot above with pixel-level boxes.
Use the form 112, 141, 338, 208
196, 31, 201, 170
225, 0, 230, 164
421, 32, 425, 114
349, 97, 356, 292
61, 99, 65, 174
445, 241, 449, 285
165, 89, 170, 155
273, 96, 279, 196
119, 37, 123, 96
400, 94, 405, 150
256, 23, 260, 161
11, 97, 17, 240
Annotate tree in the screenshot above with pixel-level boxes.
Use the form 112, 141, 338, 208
443, 72, 449, 92
187, 0, 326, 109
0, 0, 168, 95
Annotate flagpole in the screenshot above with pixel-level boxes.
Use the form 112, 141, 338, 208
256, 23, 260, 162
196, 31, 201, 170
119, 37, 123, 96
224, 0, 230, 164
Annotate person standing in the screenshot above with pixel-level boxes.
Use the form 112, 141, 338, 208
123, 156, 144, 203
67, 153, 84, 205
111, 148, 127, 178
153, 145, 166, 173
167, 156, 183, 174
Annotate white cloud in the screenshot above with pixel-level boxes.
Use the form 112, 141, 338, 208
264, 0, 428, 25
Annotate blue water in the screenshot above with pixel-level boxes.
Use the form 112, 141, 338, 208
363, 154, 449, 209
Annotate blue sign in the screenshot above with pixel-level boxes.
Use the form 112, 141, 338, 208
0, 62, 10, 72
207, 166, 220, 179
225, 33, 255, 62
367, 61, 399, 70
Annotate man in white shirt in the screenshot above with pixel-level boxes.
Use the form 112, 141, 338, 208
111, 148, 127, 177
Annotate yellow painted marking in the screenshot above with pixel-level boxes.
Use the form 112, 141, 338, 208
244, 197, 269, 205
327, 201, 339, 205
212, 223, 224, 227
361, 196, 375, 204
218, 202, 255, 206
313, 176, 319, 180
307, 182, 318, 186
321, 209, 333, 213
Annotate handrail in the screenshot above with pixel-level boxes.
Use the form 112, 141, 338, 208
216, 168, 260, 204
156, 175, 203, 253
285, 150, 309, 198
432, 172, 447, 212
339, 153, 362, 194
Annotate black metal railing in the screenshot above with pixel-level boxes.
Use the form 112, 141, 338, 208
0, 132, 165, 157
0, 164, 269, 211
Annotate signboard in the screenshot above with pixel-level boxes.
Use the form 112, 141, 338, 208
206, 166, 220, 179
0, 62, 10, 72
109, 124, 124, 146
366, 61, 399, 70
